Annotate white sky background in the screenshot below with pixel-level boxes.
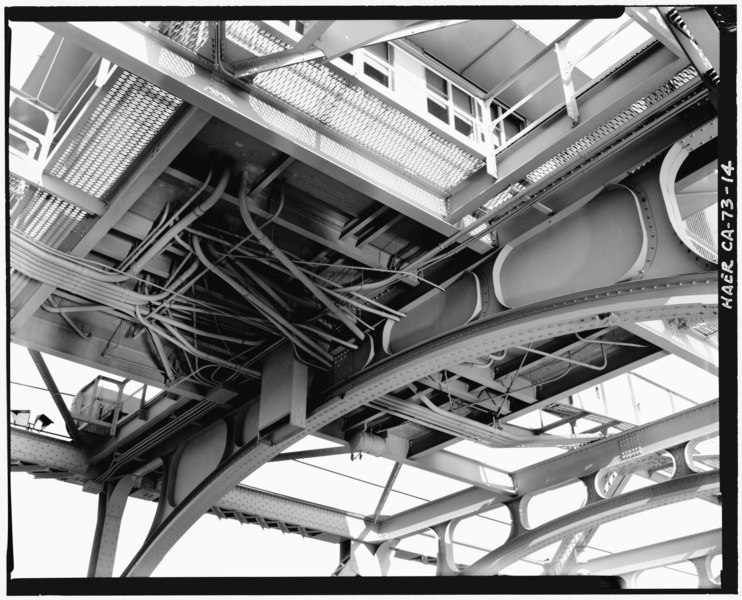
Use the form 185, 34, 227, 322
5, 15, 723, 587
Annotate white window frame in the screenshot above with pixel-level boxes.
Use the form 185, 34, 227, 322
359, 43, 394, 91
424, 68, 482, 143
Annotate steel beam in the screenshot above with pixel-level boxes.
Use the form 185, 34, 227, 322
626, 7, 685, 58
618, 319, 718, 376
462, 470, 720, 575
89, 475, 139, 577
10, 105, 212, 330
9, 153, 106, 215
658, 8, 720, 78
410, 451, 514, 493
163, 168, 398, 270
13, 311, 203, 400
120, 274, 716, 575
10, 428, 88, 474
512, 399, 718, 495
447, 45, 690, 222
9, 427, 388, 545
27, 349, 84, 446
377, 486, 508, 540
372, 462, 402, 523
379, 397, 718, 539
218, 486, 377, 542
42, 21, 460, 237
483, 20, 590, 103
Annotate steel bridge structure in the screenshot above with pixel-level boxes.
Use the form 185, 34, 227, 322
6, 6, 734, 593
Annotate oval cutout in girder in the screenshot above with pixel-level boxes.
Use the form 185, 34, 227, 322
493, 186, 648, 308
382, 271, 481, 355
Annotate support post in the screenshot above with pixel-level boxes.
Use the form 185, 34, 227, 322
332, 540, 396, 576
554, 39, 579, 126
27, 348, 84, 445
690, 555, 720, 589
88, 475, 139, 577
667, 442, 695, 478
431, 521, 459, 575
504, 497, 528, 541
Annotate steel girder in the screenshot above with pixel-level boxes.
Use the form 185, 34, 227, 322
462, 470, 720, 575
162, 167, 399, 271
10, 389, 721, 563
40, 21, 465, 238
618, 318, 718, 376
376, 397, 718, 539
9, 427, 380, 542
118, 275, 715, 575
10, 428, 89, 473
576, 528, 722, 576
13, 311, 204, 400
89, 475, 140, 577
626, 8, 685, 59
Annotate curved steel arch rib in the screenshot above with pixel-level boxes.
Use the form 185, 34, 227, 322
576, 528, 722, 576
461, 470, 720, 576
123, 274, 717, 576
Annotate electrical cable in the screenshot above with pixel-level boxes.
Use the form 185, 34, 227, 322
238, 172, 365, 341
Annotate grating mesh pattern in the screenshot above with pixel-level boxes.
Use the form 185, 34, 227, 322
684, 209, 718, 263
687, 238, 718, 262
208, 508, 323, 538
225, 21, 482, 194
11, 188, 87, 248
49, 70, 183, 199
692, 322, 719, 337
9, 187, 88, 306
155, 21, 210, 52
523, 67, 698, 185
482, 182, 527, 212
482, 67, 699, 213
461, 214, 492, 245
685, 210, 715, 245
9, 175, 30, 211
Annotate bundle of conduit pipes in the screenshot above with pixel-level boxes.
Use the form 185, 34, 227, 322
10, 162, 408, 387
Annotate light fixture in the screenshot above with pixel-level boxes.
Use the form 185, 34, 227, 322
33, 414, 53, 430
10, 409, 31, 427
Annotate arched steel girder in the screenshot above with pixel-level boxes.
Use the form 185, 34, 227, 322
122, 273, 716, 576
11, 395, 718, 550
461, 470, 720, 576
376, 397, 717, 540
575, 528, 721, 577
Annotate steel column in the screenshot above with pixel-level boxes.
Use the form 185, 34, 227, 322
431, 521, 459, 575
333, 540, 395, 576
690, 554, 721, 588
89, 475, 139, 577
